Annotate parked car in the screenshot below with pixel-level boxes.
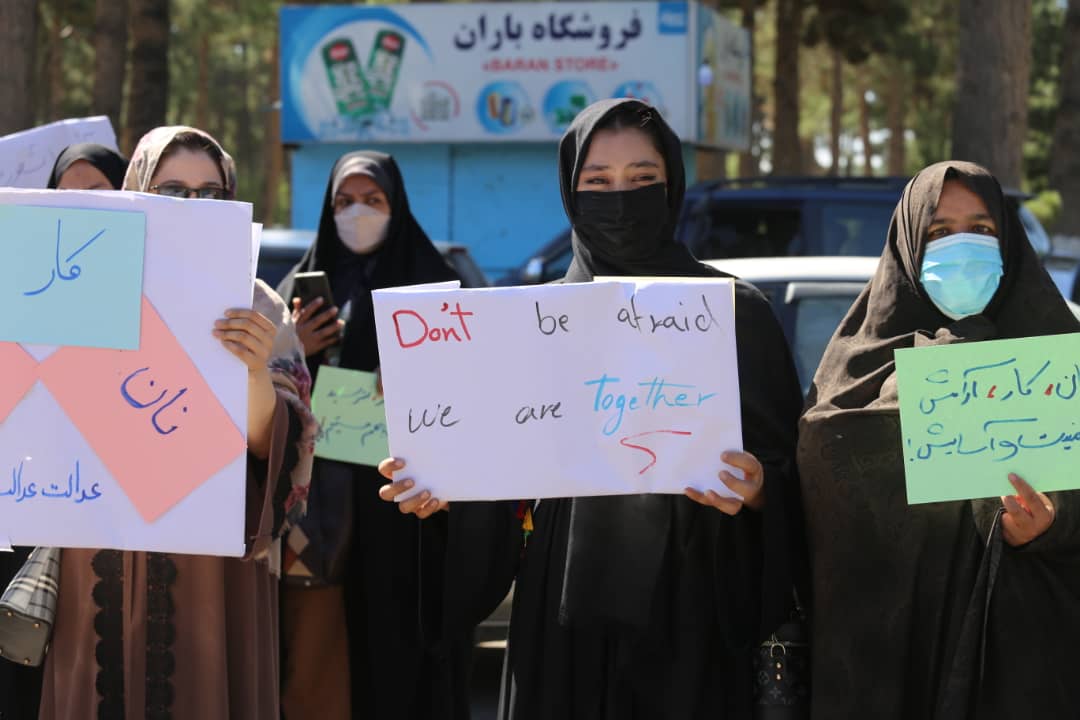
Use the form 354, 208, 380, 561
495, 176, 1056, 289
704, 256, 878, 395
704, 256, 1080, 396
494, 228, 572, 286
257, 227, 490, 290
680, 176, 1050, 260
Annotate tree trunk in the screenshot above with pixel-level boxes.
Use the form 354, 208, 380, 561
261, 34, 283, 225
38, 7, 55, 122
125, 0, 169, 154
951, 0, 1031, 188
236, 43, 254, 199
0, 0, 39, 134
886, 64, 906, 176
1051, 0, 1080, 235
47, 0, 68, 122
772, 0, 802, 175
210, 67, 227, 147
859, 78, 872, 176
696, 147, 727, 182
94, 0, 128, 136
829, 49, 843, 176
195, 32, 210, 130
738, 0, 758, 177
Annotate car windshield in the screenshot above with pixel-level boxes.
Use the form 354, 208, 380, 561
679, 198, 896, 260
542, 243, 574, 283
818, 203, 894, 256
680, 205, 801, 259
791, 294, 861, 394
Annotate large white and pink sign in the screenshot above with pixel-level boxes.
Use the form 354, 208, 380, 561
0, 189, 253, 556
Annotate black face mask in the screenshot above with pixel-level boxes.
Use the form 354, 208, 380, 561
572, 183, 669, 263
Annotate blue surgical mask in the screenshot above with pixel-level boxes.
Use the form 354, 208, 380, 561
919, 233, 1003, 320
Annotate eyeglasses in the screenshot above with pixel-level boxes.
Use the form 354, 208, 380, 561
149, 183, 227, 200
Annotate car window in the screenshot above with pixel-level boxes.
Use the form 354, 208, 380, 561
790, 294, 859, 394
446, 250, 490, 288
542, 243, 575, 283
680, 203, 802, 259
817, 202, 894, 256
1018, 205, 1051, 257
257, 252, 303, 290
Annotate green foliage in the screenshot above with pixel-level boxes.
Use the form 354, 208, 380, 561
803, 0, 910, 64
169, 0, 281, 218
36, 0, 96, 123
1026, 0, 1067, 193
884, 0, 957, 174
1026, 189, 1063, 230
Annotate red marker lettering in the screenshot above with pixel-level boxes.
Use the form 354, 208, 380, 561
392, 302, 475, 349
393, 309, 429, 349
619, 430, 693, 475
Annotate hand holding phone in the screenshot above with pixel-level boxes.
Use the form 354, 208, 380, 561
291, 272, 343, 357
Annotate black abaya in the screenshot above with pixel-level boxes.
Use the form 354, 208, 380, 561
278, 152, 464, 720
438, 99, 807, 720
799, 161, 1080, 719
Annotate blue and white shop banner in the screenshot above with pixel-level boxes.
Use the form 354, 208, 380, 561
280, 2, 698, 143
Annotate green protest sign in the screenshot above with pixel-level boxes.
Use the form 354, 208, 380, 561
896, 333, 1080, 504
311, 366, 389, 467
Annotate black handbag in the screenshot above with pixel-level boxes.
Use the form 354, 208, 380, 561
754, 592, 810, 719
283, 458, 355, 587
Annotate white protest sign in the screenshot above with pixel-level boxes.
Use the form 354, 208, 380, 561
251, 222, 263, 291
373, 279, 743, 501
0, 189, 252, 556
0, 117, 118, 189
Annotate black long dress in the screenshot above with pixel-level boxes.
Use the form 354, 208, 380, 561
436, 98, 807, 720
798, 161, 1080, 719
278, 151, 463, 720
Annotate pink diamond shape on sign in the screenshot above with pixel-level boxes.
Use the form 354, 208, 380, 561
37, 297, 245, 522
0, 343, 39, 423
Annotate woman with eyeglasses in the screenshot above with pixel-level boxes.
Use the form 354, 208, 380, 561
36, 126, 318, 720
275, 152, 462, 720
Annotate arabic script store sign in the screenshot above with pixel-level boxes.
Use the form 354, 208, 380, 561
281, 2, 694, 142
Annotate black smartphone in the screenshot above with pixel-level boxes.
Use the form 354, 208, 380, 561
292, 271, 335, 311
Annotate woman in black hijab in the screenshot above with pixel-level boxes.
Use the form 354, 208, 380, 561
46, 142, 128, 190
799, 161, 1080, 719
0, 141, 130, 720
380, 98, 807, 719
277, 152, 461, 720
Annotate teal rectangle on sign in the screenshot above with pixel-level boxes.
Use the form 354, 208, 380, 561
0, 205, 145, 349
312, 366, 390, 467
895, 333, 1080, 503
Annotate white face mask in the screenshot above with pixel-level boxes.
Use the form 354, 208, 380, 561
334, 203, 389, 254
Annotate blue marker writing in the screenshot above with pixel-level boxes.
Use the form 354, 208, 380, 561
584, 374, 719, 435
2, 459, 101, 504
24, 220, 105, 296
121, 367, 189, 435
